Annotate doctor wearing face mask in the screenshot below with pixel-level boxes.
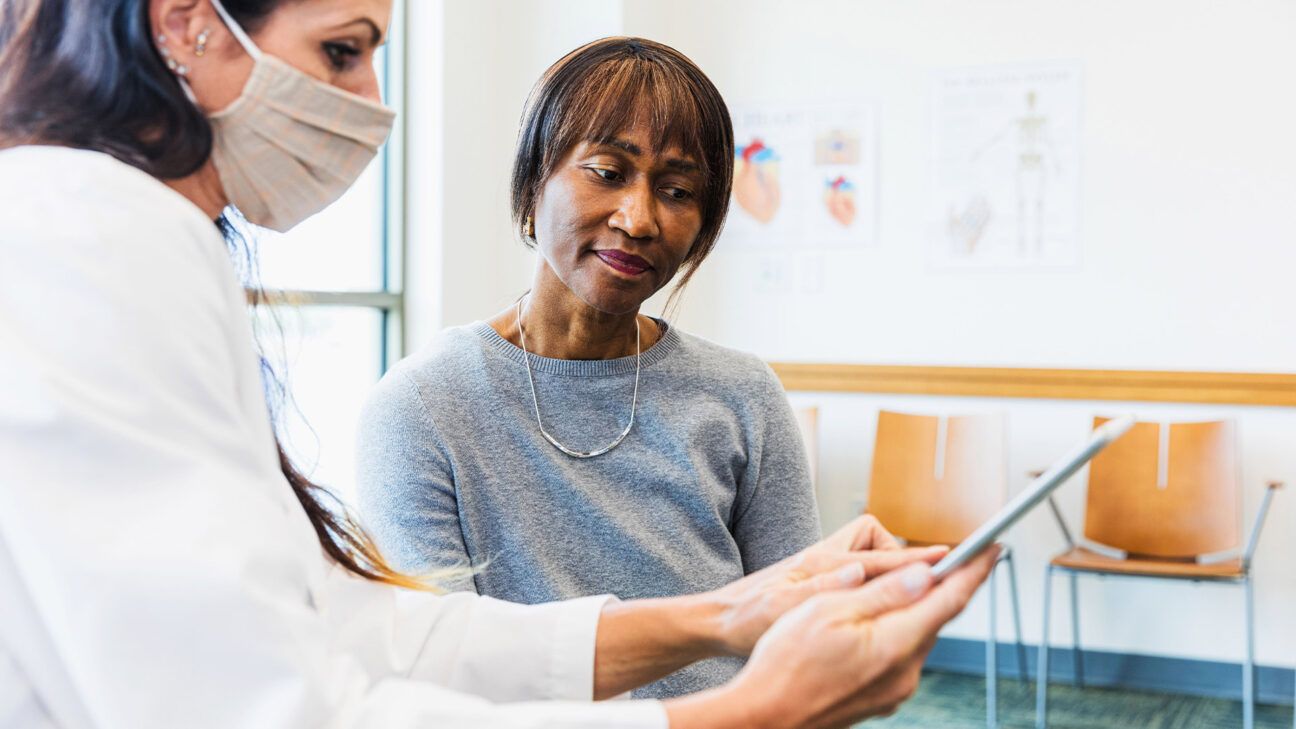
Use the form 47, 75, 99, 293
0, 1, 997, 727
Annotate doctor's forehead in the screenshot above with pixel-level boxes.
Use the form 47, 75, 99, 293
291, 0, 393, 44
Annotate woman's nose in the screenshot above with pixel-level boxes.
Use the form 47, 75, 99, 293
609, 182, 660, 240
354, 66, 383, 104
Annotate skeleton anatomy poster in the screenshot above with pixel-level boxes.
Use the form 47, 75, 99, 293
931, 62, 1083, 268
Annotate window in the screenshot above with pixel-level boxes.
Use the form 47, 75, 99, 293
248, 6, 406, 504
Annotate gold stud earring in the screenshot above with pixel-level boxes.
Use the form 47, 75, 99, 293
195, 28, 210, 57
524, 216, 535, 238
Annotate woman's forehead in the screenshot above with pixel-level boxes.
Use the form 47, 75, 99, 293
567, 85, 709, 155
293, 0, 393, 36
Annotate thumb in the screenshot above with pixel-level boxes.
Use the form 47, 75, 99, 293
850, 562, 934, 620
808, 561, 935, 623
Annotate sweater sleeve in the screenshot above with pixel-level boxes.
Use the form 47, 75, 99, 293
729, 362, 823, 573
356, 369, 479, 592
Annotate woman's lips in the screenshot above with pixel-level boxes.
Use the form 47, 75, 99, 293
595, 250, 652, 276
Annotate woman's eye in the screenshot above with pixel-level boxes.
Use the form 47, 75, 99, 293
590, 167, 623, 182
663, 187, 693, 201
323, 42, 360, 71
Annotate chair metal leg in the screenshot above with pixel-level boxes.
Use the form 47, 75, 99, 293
1244, 575, 1255, 729
987, 557, 999, 728
1069, 571, 1085, 688
1036, 565, 1053, 729
1005, 550, 1029, 683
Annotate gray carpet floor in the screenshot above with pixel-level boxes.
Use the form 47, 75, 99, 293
863, 671, 1294, 728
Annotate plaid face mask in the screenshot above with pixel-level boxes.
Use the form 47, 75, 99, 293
204, 0, 396, 232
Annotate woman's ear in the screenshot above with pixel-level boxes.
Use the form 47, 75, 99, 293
150, 0, 206, 49
150, 0, 220, 85
150, 0, 253, 114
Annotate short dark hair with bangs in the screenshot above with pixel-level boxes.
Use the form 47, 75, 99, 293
510, 36, 735, 292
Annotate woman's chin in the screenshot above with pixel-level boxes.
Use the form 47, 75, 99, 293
574, 288, 649, 317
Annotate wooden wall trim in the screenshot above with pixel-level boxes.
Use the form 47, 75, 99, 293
769, 363, 1296, 407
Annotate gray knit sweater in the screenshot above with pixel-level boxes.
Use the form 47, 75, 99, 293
355, 321, 821, 699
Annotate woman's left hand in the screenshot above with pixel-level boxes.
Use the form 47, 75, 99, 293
702, 515, 949, 657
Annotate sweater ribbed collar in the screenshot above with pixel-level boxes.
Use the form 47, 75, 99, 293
470, 319, 681, 376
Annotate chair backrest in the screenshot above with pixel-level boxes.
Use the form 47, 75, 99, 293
867, 410, 1007, 545
1084, 417, 1240, 558
793, 406, 820, 491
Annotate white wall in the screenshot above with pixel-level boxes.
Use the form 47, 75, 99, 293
626, 0, 1296, 370
405, 0, 624, 348
409, 0, 1296, 669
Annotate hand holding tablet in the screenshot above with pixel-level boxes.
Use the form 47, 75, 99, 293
930, 416, 1136, 581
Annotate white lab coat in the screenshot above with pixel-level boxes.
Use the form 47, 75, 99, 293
0, 146, 667, 728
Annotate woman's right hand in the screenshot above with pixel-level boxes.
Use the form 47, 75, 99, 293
699, 515, 949, 659
665, 546, 1000, 729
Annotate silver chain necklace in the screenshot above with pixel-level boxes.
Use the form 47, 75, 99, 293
516, 298, 640, 459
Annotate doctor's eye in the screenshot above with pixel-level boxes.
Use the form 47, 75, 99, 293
322, 41, 361, 71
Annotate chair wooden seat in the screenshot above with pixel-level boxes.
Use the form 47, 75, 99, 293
1050, 547, 1245, 580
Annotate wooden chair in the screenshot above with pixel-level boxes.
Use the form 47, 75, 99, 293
793, 406, 820, 492
1035, 418, 1283, 729
868, 410, 1026, 728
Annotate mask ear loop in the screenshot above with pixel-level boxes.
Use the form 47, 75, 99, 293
208, 0, 264, 60
176, 76, 200, 105
177, 0, 261, 106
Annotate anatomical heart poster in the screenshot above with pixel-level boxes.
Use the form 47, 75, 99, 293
725, 103, 878, 249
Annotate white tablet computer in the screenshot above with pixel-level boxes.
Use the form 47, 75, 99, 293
930, 415, 1136, 581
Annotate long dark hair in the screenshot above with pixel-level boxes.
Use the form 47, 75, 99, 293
0, 0, 427, 591
511, 37, 735, 295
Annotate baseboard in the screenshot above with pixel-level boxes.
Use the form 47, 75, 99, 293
927, 637, 1296, 706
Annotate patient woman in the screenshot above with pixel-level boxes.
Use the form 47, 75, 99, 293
357, 37, 821, 698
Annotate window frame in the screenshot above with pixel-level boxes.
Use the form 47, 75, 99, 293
245, 0, 409, 371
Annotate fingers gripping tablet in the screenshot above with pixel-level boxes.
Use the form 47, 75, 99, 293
930, 416, 1135, 581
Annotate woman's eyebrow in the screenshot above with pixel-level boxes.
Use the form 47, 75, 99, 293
332, 17, 385, 47
599, 138, 701, 173
601, 138, 643, 156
